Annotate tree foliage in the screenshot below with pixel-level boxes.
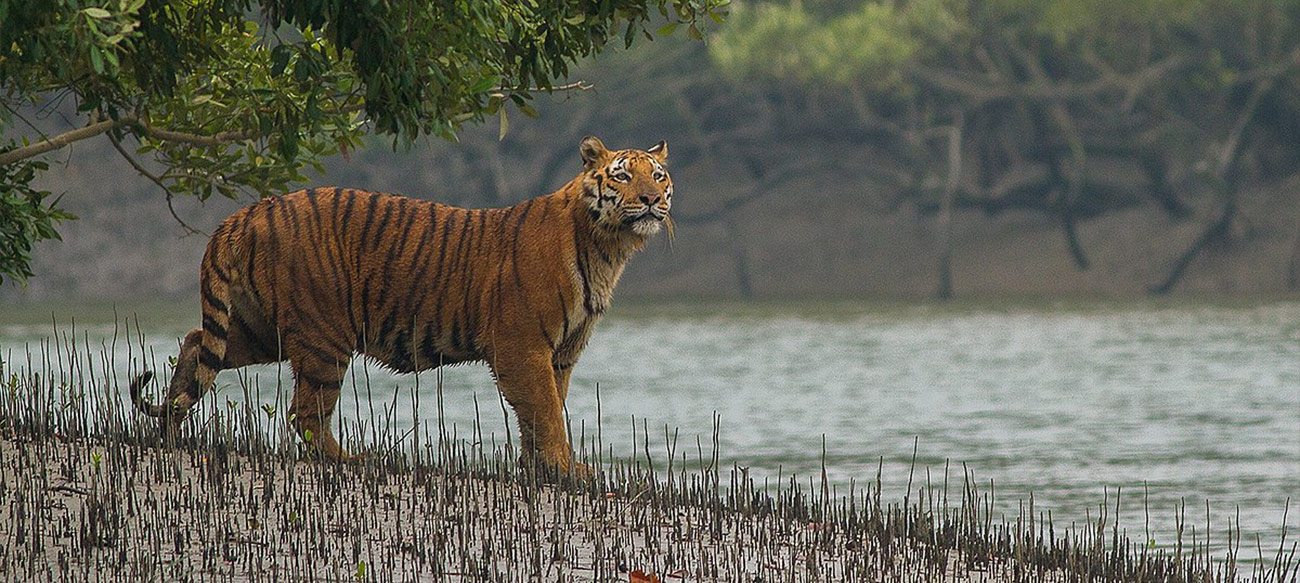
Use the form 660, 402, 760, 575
710, 0, 1300, 294
0, 0, 726, 285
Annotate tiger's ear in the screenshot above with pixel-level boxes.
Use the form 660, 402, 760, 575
647, 140, 668, 163
579, 136, 610, 169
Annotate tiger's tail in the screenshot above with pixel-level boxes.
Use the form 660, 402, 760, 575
128, 370, 166, 417
128, 225, 236, 424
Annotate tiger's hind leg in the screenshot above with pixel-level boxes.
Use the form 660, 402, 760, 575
131, 290, 280, 441
285, 339, 353, 460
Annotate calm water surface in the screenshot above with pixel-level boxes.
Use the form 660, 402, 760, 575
2, 299, 1297, 558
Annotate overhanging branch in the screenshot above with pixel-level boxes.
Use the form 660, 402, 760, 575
0, 118, 125, 166
0, 101, 368, 166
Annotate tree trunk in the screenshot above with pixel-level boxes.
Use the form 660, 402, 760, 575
1287, 219, 1300, 291
1148, 195, 1237, 295
936, 114, 963, 301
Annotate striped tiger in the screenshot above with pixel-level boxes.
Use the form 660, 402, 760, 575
129, 136, 672, 473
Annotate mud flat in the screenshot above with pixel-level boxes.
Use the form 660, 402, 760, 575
1, 395, 1294, 582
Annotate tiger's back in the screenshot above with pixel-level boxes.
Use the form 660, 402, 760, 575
210, 188, 578, 373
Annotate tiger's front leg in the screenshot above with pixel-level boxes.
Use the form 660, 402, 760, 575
492, 352, 587, 477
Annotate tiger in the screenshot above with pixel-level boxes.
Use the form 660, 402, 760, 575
129, 136, 672, 474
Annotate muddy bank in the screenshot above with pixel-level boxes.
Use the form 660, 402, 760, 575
0, 421, 1285, 582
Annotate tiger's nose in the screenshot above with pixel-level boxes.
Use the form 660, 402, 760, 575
639, 193, 661, 206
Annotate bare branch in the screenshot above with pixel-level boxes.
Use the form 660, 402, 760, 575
107, 133, 208, 237
911, 55, 1189, 107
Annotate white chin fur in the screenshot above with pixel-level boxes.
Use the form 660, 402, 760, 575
630, 219, 662, 237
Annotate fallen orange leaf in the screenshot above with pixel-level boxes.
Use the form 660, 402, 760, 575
629, 569, 661, 583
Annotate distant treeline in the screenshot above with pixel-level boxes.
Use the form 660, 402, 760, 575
5, 0, 1300, 301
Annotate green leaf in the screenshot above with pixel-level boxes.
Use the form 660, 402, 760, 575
89, 48, 104, 74
470, 75, 500, 94
657, 22, 678, 36
271, 45, 293, 78
497, 107, 508, 141
82, 7, 112, 19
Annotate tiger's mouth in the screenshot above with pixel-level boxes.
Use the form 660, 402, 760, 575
622, 209, 665, 226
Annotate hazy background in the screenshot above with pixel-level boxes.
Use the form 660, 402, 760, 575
4, 0, 1300, 304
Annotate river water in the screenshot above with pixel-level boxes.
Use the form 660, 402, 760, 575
2, 299, 1297, 559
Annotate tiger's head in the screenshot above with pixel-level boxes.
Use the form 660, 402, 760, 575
579, 136, 672, 238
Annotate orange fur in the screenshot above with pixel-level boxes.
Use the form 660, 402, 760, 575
130, 136, 672, 471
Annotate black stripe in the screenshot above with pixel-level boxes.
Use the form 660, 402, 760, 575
245, 222, 260, 296
294, 340, 346, 369
430, 208, 459, 342
420, 321, 441, 366
201, 313, 227, 338
448, 318, 462, 353
307, 188, 325, 237
539, 314, 556, 351
574, 242, 594, 315
283, 192, 303, 237
389, 328, 413, 372
368, 199, 396, 252
296, 291, 352, 353
268, 199, 293, 325
208, 260, 232, 285
398, 203, 439, 316
446, 210, 477, 331
456, 212, 480, 354
359, 268, 373, 346
297, 372, 342, 390
376, 312, 398, 351
202, 287, 228, 314
558, 288, 571, 342
231, 311, 276, 360
379, 200, 416, 317
357, 192, 381, 248
319, 228, 354, 340
331, 187, 345, 225
509, 199, 535, 291
515, 198, 536, 231
199, 346, 223, 371
339, 188, 359, 229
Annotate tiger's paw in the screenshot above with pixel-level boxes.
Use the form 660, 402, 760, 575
521, 450, 598, 484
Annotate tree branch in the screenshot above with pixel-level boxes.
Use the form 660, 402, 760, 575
107, 133, 208, 237
0, 118, 126, 166
1, 101, 368, 166
910, 55, 1188, 107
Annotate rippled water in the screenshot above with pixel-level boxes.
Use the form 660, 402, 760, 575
2, 299, 1297, 559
